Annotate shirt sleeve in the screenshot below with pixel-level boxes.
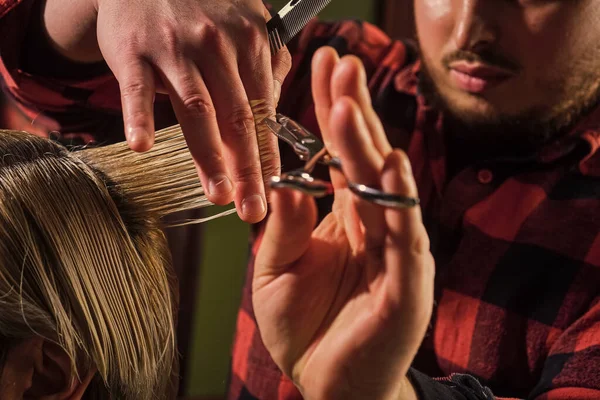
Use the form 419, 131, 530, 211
0, 0, 34, 80
0, 0, 126, 144
408, 369, 497, 400
409, 296, 600, 400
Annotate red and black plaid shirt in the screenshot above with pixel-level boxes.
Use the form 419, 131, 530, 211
2, 1, 600, 399
227, 19, 600, 400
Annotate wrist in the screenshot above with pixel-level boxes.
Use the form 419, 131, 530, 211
393, 375, 419, 400
306, 374, 418, 400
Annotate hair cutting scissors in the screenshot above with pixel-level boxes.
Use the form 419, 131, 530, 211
263, 114, 420, 209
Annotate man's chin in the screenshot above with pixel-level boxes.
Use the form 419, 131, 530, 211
435, 89, 511, 126
435, 92, 576, 158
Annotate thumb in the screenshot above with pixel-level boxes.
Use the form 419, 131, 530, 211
255, 188, 317, 275
117, 58, 156, 152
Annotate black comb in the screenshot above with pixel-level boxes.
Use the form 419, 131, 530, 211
267, 0, 333, 54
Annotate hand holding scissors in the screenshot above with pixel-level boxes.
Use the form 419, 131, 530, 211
253, 48, 432, 400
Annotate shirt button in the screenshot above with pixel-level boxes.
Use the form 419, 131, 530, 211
477, 169, 493, 184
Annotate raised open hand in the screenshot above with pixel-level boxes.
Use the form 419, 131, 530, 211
253, 48, 435, 399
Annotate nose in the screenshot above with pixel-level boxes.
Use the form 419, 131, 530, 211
453, 0, 499, 52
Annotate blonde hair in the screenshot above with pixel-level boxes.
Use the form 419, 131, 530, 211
0, 123, 238, 398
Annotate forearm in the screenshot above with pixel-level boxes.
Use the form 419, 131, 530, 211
36, 0, 102, 62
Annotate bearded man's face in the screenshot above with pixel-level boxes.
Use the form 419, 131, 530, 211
415, 0, 600, 141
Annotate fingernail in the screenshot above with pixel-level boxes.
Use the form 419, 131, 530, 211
242, 194, 266, 217
273, 80, 282, 106
208, 175, 233, 196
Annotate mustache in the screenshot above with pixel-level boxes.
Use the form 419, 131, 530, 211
442, 49, 520, 72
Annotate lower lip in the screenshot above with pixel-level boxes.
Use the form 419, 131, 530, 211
449, 69, 509, 93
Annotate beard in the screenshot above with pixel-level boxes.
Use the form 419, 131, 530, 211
418, 53, 600, 159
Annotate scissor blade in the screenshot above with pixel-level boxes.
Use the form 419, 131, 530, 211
270, 173, 333, 198
263, 117, 299, 148
264, 115, 323, 161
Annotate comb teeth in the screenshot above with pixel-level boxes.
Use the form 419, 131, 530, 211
267, 0, 332, 53
268, 25, 284, 54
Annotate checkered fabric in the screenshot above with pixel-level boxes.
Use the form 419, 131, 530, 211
227, 19, 600, 400
0, 0, 151, 145
2, 1, 600, 399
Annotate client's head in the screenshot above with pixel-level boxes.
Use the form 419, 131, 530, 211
0, 127, 210, 399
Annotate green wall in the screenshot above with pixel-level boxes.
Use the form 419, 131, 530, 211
185, 1, 377, 397
185, 207, 250, 397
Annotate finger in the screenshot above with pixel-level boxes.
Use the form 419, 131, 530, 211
263, 5, 292, 106
199, 54, 268, 223
310, 46, 348, 190
255, 188, 317, 275
381, 150, 432, 308
381, 149, 424, 244
329, 97, 387, 244
161, 61, 234, 206
330, 55, 392, 156
237, 22, 282, 190
272, 55, 290, 106
312, 46, 339, 143
272, 47, 292, 106
117, 58, 156, 152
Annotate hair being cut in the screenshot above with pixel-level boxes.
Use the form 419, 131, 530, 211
0, 97, 272, 398
0, 97, 275, 398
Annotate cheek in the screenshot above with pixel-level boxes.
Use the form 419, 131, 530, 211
415, 0, 454, 63
518, 3, 600, 73
421, 0, 452, 20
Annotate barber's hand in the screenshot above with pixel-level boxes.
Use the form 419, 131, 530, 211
253, 48, 434, 399
93, 0, 291, 222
